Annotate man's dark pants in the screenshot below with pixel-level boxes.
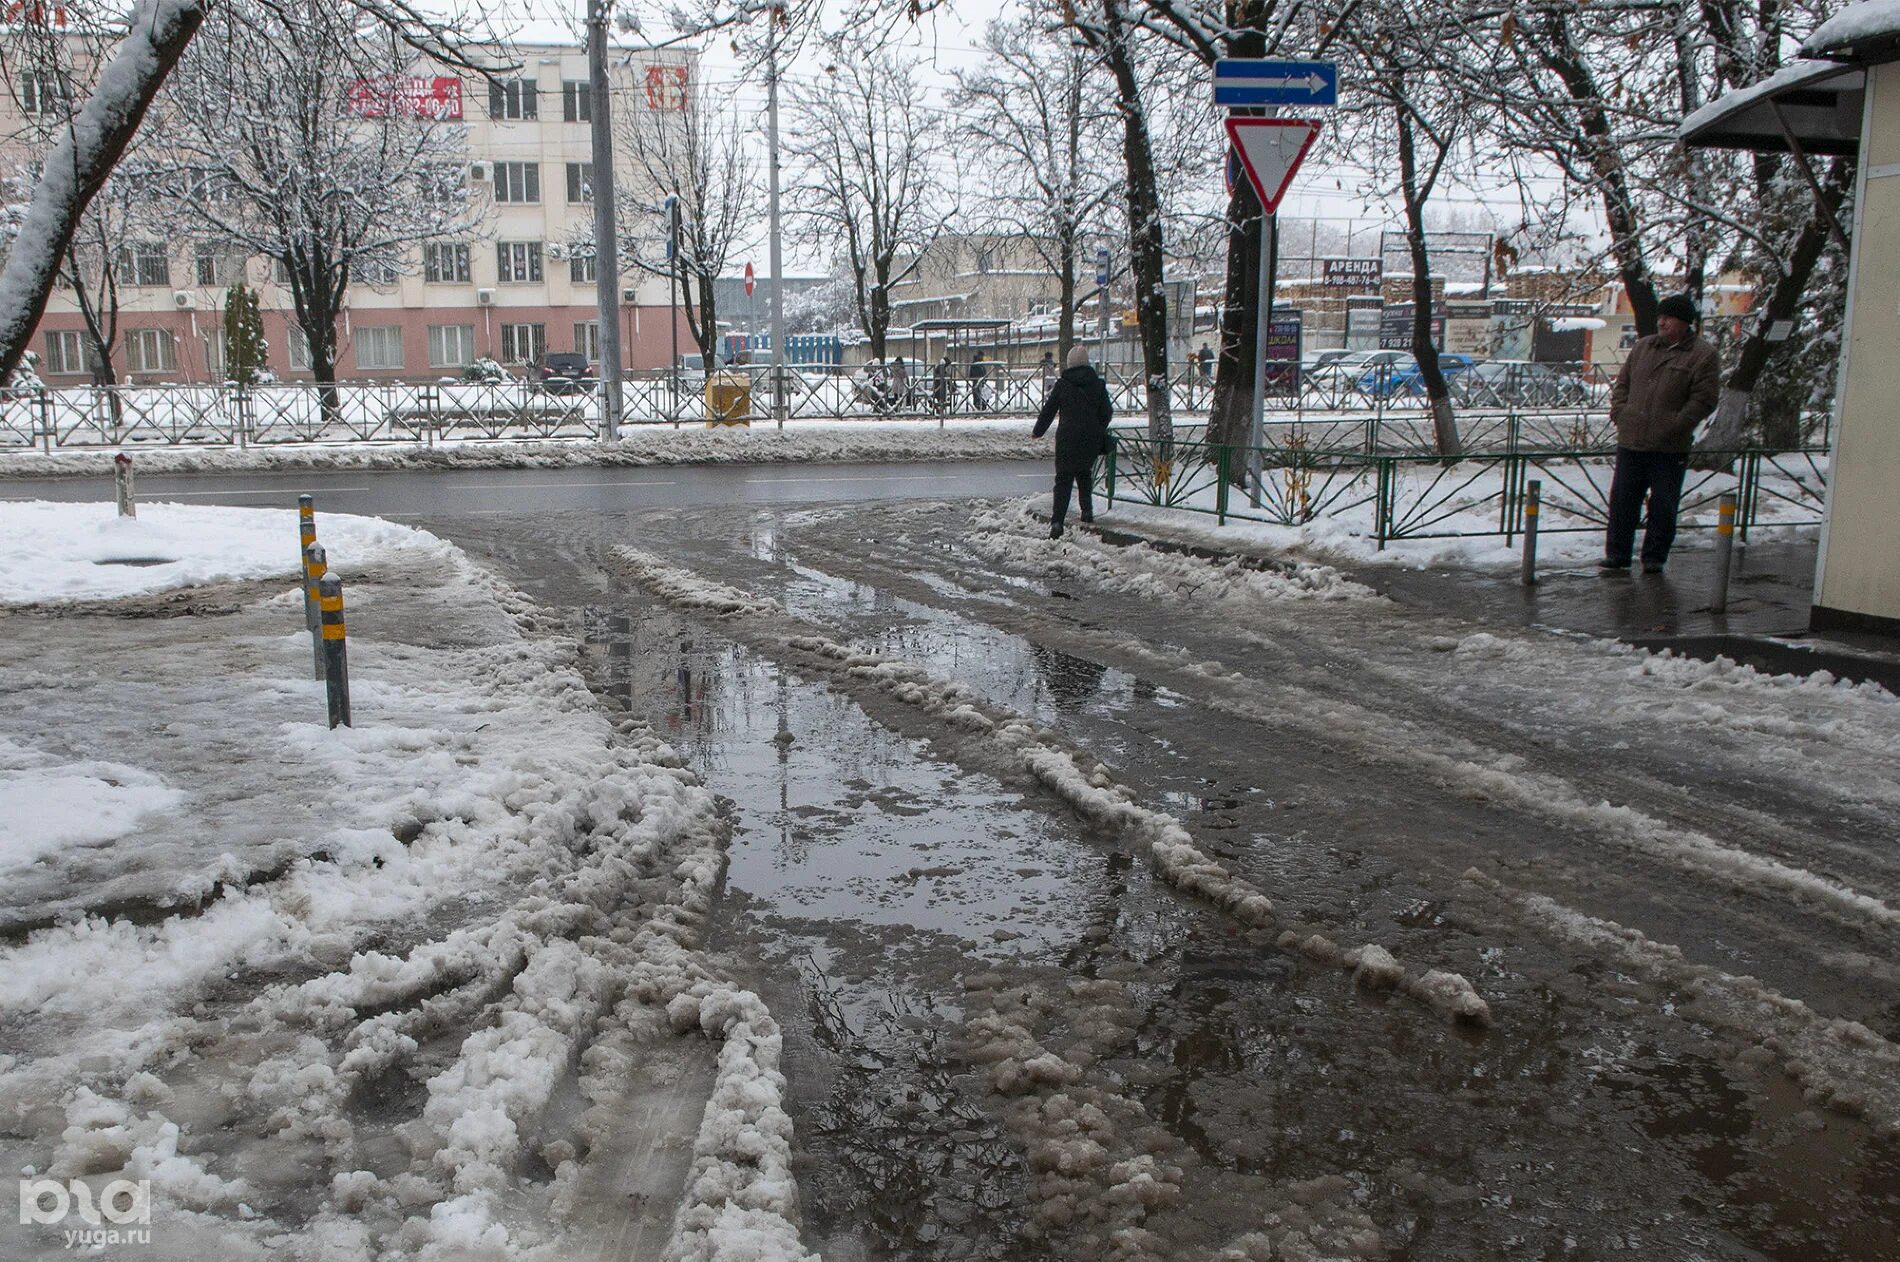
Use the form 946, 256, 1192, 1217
1053, 467, 1095, 527
1605, 446, 1689, 566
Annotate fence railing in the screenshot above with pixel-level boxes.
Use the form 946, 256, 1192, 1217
1100, 430, 1830, 549
0, 361, 1639, 451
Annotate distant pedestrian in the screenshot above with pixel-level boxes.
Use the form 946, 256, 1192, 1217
1039, 351, 1057, 394
934, 354, 952, 411
889, 355, 909, 411
1601, 293, 1720, 575
969, 357, 989, 411
1033, 345, 1113, 539
1197, 342, 1214, 381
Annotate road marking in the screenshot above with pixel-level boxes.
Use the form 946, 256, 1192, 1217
743, 471, 1045, 484
428, 479, 678, 492
128, 485, 373, 497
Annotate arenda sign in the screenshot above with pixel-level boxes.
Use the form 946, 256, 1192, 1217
349, 77, 464, 120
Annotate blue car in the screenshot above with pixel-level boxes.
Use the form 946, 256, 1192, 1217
1310, 350, 1475, 399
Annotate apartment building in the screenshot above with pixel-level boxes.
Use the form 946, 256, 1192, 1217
3, 30, 694, 385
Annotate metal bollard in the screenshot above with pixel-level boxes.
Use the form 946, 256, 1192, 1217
113, 453, 135, 518
304, 542, 328, 681
298, 495, 317, 667
1711, 491, 1737, 615
318, 573, 351, 729
1520, 479, 1541, 587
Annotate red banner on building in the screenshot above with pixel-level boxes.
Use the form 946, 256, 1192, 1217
349, 76, 464, 121
645, 65, 688, 111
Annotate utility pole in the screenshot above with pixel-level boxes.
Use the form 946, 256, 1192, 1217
587, 0, 622, 440
667, 194, 680, 418
766, 2, 787, 426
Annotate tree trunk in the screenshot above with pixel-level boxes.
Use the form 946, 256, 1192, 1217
1696, 157, 1852, 461
1057, 229, 1076, 363
0, 0, 205, 380
1395, 102, 1459, 457
1209, 180, 1261, 466
1098, 0, 1171, 449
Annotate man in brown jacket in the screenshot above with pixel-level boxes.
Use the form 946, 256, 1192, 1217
1601, 293, 1721, 574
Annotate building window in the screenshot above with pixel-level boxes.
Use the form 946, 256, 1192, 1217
496, 241, 543, 284
44, 329, 87, 375
194, 247, 239, 288
355, 325, 404, 370
499, 322, 546, 364
287, 327, 311, 370
125, 328, 178, 374
117, 242, 169, 288
562, 80, 591, 123
492, 161, 540, 204
573, 321, 599, 360
273, 257, 292, 286
488, 77, 538, 120
565, 162, 592, 204
428, 323, 475, 368
424, 242, 470, 284
18, 68, 72, 116
569, 253, 595, 284
356, 256, 399, 287
205, 333, 225, 379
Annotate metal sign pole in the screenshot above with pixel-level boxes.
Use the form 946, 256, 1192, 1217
1248, 212, 1274, 506
587, 0, 623, 440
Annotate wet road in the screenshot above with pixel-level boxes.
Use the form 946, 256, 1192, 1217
417, 494, 1899, 1261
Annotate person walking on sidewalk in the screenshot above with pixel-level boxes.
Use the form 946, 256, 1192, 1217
1601, 292, 1720, 575
1034, 345, 1114, 538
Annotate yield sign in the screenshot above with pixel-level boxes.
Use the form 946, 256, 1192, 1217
1224, 118, 1321, 214
743, 262, 756, 297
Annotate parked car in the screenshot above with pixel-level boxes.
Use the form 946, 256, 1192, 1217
1451, 359, 1592, 408
1307, 350, 1474, 399
530, 352, 596, 396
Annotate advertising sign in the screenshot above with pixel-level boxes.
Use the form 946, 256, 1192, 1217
1379, 303, 1445, 351
1264, 309, 1302, 396
1321, 258, 1382, 291
348, 76, 463, 120
646, 65, 689, 111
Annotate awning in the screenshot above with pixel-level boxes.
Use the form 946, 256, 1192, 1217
1804, 0, 1900, 63
1679, 59, 1865, 154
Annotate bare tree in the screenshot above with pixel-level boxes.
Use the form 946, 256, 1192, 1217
952, 12, 1120, 361
154, 0, 476, 411
617, 80, 759, 364
785, 44, 946, 361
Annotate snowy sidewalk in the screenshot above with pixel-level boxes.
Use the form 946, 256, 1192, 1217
0, 501, 814, 1261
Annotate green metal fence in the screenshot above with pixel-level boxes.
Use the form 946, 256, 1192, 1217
1100, 428, 1829, 549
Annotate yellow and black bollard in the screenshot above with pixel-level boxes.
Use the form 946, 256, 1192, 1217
298, 496, 318, 674
318, 573, 351, 728
304, 542, 328, 681
1711, 491, 1737, 615
1520, 479, 1541, 587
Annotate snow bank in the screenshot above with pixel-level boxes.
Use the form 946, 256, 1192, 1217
0, 499, 452, 603
0, 735, 184, 868
0, 421, 1048, 479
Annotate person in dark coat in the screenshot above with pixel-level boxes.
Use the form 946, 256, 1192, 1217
934, 354, 952, 411
1601, 292, 1721, 574
969, 356, 989, 410
1033, 345, 1113, 538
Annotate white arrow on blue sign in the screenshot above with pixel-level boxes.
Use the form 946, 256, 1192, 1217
1095, 247, 1110, 286
1214, 59, 1337, 107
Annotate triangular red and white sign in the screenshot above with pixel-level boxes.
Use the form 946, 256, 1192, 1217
1225, 118, 1321, 214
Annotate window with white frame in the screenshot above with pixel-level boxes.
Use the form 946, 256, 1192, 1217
194, 247, 239, 288
496, 241, 543, 284
488, 78, 537, 120
562, 81, 591, 122
568, 253, 595, 284
565, 162, 592, 204
287, 327, 311, 370
273, 257, 292, 286
125, 328, 177, 374
43, 329, 87, 375
18, 68, 72, 116
428, 324, 475, 368
499, 322, 545, 365
492, 162, 540, 204
424, 242, 470, 283
355, 325, 404, 370
117, 242, 169, 288
356, 256, 399, 287
205, 334, 225, 379
573, 321, 599, 360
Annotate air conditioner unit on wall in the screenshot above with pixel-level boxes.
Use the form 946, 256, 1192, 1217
467, 161, 490, 181
173, 290, 195, 309
477, 288, 495, 306
622, 287, 638, 304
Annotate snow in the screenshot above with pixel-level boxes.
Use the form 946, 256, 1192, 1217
1548, 317, 1607, 332
0, 499, 452, 603
1804, 0, 1900, 58
0, 504, 816, 1257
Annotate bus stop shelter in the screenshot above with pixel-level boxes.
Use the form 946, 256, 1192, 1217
1680, 2, 1897, 633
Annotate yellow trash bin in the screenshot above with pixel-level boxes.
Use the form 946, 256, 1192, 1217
706, 371, 752, 426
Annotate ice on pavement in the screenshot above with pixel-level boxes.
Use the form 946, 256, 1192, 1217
0, 500, 816, 1260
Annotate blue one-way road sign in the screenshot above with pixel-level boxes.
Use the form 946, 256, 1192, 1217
1214, 59, 1338, 107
